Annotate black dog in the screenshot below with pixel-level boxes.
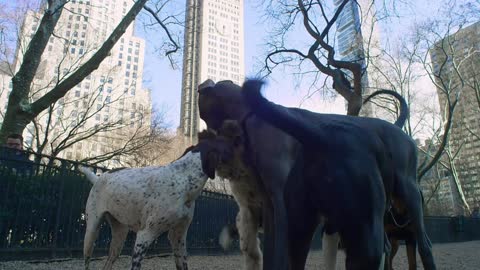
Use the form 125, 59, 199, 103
241, 79, 436, 270
198, 79, 436, 270
199, 80, 301, 270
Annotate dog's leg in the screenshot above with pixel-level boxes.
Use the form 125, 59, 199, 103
237, 207, 262, 270
405, 237, 417, 270
131, 229, 161, 270
257, 164, 291, 270
388, 238, 399, 270
286, 212, 317, 270
83, 212, 102, 270
344, 218, 385, 270
262, 201, 275, 270
102, 215, 129, 270
323, 232, 340, 270
397, 180, 436, 270
168, 214, 193, 270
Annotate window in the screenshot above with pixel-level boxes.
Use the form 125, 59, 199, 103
119, 53, 123, 59
118, 61, 122, 66
107, 87, 112, 93
71, 48, 76, 54
75, 90, 81, 97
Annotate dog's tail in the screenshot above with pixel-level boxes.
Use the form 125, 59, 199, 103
219, 223, 239, 250
78, 166, 99, 185
363, 90, 409, 128
242, 79, 329, 147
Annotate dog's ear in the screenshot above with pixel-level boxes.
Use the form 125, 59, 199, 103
200, 144, 218, 179
198, 79, 215, 93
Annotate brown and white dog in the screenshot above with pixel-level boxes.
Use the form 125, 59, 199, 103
198, 79, 436, 270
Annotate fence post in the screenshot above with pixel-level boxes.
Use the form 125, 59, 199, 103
51, 161, 66, 258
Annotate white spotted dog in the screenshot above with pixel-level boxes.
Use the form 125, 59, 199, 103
213, 121, 264, 270
79, 129, 235, 270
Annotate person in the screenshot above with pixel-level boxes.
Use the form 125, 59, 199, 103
0, 134, 34, 175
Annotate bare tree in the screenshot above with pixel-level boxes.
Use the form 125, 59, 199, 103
0, 0, 179, 144
119, 108, 174, 167
258, 0, 403, 116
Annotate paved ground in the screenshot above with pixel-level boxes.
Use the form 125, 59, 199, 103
1, 240, 479, 269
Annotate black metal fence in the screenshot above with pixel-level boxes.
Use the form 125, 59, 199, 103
0, 148, 479, 261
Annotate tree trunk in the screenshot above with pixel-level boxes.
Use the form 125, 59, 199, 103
0, 0, 149, 144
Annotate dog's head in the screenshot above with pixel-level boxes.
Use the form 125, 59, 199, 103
194, 121, 243, 179
198, 80, 247, 131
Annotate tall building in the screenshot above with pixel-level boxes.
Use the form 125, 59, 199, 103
334, 0, 382, 116
179, 0, 245, 145
0, 62, 13, 118
430, 21, 480, 208
10, 0, 151, 166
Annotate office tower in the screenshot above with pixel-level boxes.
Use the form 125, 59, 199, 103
180, 0, 245, 145
12, 0, 151, 166
430, 21, 480, 208
334, 0, 382, 116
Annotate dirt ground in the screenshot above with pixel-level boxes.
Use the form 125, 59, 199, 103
1, 240, 479, 270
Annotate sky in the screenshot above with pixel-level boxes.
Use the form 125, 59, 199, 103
136, 0, 441, 133
0, 0, 456, 139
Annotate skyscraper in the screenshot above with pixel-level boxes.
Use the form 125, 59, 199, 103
430, 21, 480, 208
9, 0, 151, 166
180, 0, 245, 145
334, 0, 382, 116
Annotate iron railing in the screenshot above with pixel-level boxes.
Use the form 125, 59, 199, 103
0, 148, 479, 261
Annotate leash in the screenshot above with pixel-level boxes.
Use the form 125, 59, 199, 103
387, 205, 411, 228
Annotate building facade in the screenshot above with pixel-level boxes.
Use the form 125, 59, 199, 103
10, 0, 151, 166
430, 21, 480, 208
179, 0, 245, 145
0, 62, 13, 119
